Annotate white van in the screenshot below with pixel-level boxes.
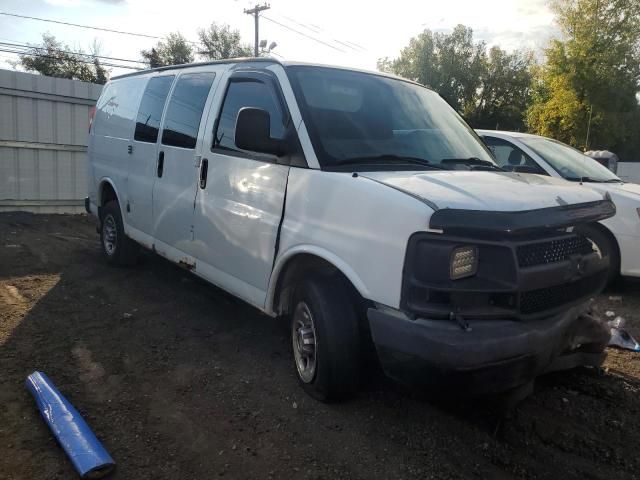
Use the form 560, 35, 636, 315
87, 59, 616, 401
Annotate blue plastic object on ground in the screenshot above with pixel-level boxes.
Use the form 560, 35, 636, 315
25, 371, 115, 479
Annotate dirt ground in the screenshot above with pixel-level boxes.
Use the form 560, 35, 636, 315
1, 212, 640, 480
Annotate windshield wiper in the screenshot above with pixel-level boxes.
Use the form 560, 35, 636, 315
440, 157, 504, 171
336, 155, 445, 170
565, 176, 621, 183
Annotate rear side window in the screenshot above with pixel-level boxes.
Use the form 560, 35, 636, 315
93, 77, 146, 139
161, 72, 216, 149
134, 75, 174, 143
214, 80, 286, 152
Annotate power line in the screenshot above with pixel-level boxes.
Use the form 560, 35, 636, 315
0, 11, 200, 45
0, 41, 147, 65
260, 15, 346, 53
0, 11, 161, 40
0, 47, 143, 70
274, 13, 366, 52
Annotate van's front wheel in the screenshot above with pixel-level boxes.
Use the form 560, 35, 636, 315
290, 275, 360, 402
100, 201, 139, 266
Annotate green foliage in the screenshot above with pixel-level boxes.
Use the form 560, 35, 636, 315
198, 23, 253, 60
141, 32, 194, 67
527, 0, 640, 159
379, 25, 534, 131
18, 33, 109, 84
466, 47, 534, 131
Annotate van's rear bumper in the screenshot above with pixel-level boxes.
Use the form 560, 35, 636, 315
367, 303, 610, 395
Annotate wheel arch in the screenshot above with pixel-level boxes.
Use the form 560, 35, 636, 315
593, 221, 621, 265
97, 178, 122, 219
266, 246, 371, 316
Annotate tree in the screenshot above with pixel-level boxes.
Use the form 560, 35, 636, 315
18, 33, 109, 84
378, 25, 534, 130
379, 25, 485, 113
527, 0, 640, 159
466, 47, 534, 131
141, 32, 194, 67
198, 23, 253, 60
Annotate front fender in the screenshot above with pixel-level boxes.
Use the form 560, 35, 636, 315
265, 244, 371, 315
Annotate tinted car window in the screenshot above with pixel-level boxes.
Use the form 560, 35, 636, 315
93, 77, 146, 139
134, 75, 174, 143
162, 72, 215, 149
483, 136, 542, 172
214, 79, 286, 152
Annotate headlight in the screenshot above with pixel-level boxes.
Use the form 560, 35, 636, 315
450, 245, 478, 280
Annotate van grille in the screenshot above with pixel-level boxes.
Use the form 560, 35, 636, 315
517, 235, 594, 268
519, 272, 604, 314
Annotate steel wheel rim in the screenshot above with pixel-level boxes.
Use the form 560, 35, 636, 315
292, 301, 317, 383
103, 214, 117, 256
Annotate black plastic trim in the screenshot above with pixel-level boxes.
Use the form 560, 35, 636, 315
429, 199, 616, 235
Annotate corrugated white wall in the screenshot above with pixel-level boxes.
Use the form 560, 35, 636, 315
0, 69, 102, 213
617, 162, 640, 184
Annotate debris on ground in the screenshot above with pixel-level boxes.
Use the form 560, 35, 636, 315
609, 317, 640, 352
3, 213, 640, 479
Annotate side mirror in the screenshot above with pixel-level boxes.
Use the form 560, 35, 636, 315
235, 107, 285, 156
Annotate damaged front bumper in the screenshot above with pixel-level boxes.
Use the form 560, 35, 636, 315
368, 302, 611, 395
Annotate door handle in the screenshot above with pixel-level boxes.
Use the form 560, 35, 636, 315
157, 151, 164, 178
199, 158, 209, 189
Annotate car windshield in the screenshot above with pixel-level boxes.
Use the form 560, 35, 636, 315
519, 136, 621, 183
286, 66, 496, 170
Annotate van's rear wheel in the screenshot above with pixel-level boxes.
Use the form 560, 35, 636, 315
290, 275, 360, 402
100, 201, 139, 266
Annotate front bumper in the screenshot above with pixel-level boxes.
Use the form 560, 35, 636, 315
368, 303, 610, 395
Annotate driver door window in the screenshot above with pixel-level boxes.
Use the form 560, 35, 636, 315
213, 79, 287, 155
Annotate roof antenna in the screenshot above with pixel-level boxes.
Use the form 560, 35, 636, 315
582, 105, 593, 185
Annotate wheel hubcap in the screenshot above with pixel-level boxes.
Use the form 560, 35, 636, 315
292, 302, 317, 383
103, 214, 117, 256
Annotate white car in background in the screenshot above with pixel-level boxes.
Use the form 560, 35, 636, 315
478, 130, 640, 282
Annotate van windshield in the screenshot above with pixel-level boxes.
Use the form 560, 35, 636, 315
286, 66, 496, 170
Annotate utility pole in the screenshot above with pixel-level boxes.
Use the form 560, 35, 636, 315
244, 3, 270, 57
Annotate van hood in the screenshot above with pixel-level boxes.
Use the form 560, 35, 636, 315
361, 171, 607, 211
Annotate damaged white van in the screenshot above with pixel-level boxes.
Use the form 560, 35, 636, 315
86, 59, 615, 401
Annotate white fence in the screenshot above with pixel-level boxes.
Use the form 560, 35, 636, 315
0, 69, 102, 213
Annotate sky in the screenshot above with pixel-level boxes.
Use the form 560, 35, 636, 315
0, 0, 559, 77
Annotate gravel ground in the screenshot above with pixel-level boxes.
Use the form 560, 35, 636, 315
1, 212, 640, 480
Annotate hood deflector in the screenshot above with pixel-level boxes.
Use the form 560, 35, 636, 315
429, 198, 616, 235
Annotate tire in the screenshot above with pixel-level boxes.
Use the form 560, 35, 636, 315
100, 200, 139, 266
576, 224, 619, 285
290, 275, 361, 402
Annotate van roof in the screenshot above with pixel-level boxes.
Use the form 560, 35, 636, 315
111, 57, 419, 86
112, 57, 277, 79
